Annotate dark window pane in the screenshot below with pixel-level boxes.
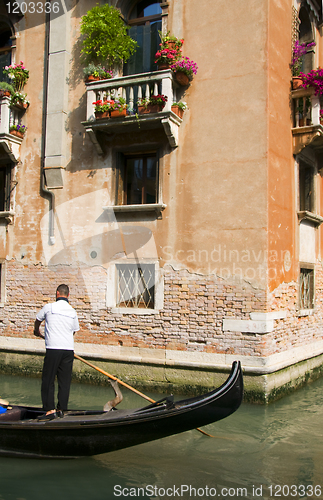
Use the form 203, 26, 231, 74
0, 169, 5, 211
299, 165, 314, 212
124, 155, 157, 205
146, 156, 157, 204
126, 158, 143, 205
124, 21, 161, 75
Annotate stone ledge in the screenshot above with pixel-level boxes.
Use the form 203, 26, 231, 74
1, 336, 323, 376
223, 318, 274, 333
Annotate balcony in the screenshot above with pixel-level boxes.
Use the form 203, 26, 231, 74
0, 96, 24, 163
82, 69, 183, 154
291, 87, 323, 155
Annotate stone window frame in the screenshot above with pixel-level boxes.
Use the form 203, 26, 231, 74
0, 259, 6, 306
106, 259, 164, 314
113, 147, 166, 218
297, 155, 323, 226
116, 150, 160, 206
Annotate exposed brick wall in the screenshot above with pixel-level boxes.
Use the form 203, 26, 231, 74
2, 260, 323, 358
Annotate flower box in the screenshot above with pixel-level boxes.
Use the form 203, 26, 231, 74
14, 100, 29, 111
10, 129, 24, 138
86, 75, 100, 82
110, 108, 127, 118
95, 111, 109, 119
138, 104, 164, 114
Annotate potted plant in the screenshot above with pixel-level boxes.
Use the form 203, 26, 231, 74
159, 31, 184, 52
300, 67, 323, 96
137, 94, 168, 114
9, 124, 27, 138
3, 62, 29, 92
93, 97, 127, 118
0, 81, 15, 97
108, 97, 127, 117
93, 99, 111, 119
10, 91, 29, 110
171, 101, 187, 119
171, 56, 198, 85
83, 63, 113, 82
80, 4, 138, 71
154, 48, 181, 70
291, 41, 316, 89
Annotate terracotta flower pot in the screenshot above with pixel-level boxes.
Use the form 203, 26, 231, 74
292, 76, 303, 90
110, 108, 127, 118
0, 90, 11, 98
175, 71, 190, 86
10, 130, 24, 138
171, 105, 184, 119
138, 104, 164, 114
165, 41, 176, 50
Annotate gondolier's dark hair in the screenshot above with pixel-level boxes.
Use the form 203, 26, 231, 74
56, 284, 69, 296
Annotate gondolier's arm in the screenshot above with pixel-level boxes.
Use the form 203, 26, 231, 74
34, 319, 44, 339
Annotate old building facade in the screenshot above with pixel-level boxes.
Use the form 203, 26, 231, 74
0, 0, 323, 401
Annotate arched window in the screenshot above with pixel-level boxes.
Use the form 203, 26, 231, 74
124, 1, 162, 75
299, 5, 315, 74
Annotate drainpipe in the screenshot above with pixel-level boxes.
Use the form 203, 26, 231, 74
40, 10, 55, 245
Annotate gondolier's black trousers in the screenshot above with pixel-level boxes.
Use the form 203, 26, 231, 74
41, 349, 74, 412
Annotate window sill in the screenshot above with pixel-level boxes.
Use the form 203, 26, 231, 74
297, 308, 315, 317
111, 307, 160, 315
297, 211, 323, 226
0, 211, 15, 224
104, 203, 166, 219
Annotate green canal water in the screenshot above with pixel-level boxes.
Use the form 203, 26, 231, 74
0, 373, 322, 500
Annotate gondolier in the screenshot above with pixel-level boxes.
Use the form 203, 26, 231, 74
34, 284, 79, 420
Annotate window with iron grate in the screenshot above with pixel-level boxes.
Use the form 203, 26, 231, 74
299, 267, 314, 309
116, 263, 155, 308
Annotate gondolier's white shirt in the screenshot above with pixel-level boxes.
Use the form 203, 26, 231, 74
36, 299, 79, 350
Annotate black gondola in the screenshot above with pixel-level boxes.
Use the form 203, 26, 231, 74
0, 361, 243, 459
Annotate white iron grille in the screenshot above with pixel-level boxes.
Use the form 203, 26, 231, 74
117, 264, 155, 308
300, 268, 314, 309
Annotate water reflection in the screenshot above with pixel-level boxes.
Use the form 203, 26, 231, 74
0, 374, 323, 499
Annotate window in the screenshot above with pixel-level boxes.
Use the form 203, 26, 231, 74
300, 267, 314, 309
299, 162, 314, 213
298, 6, 315, 74
116, 152, 158, 206
124, 1, 162, 75
116, 263, 155, 308
0, 164, 11, 212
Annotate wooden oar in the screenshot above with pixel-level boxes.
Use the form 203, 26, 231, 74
74, 354, 215, 437
74, 354, 155, 403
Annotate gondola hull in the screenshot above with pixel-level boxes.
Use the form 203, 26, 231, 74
0, 361, 243, 459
